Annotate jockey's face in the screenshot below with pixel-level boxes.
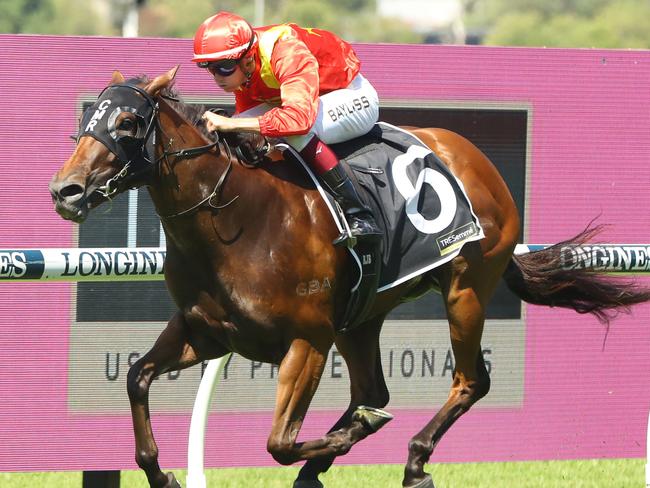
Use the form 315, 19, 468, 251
205, 55, 254, 93
210, 64, 247, 92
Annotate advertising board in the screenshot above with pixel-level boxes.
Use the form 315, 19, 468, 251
0, 35, 648, 470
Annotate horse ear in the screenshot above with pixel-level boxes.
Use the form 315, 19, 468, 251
111, 70, 125, 85
145, 65, 180, 96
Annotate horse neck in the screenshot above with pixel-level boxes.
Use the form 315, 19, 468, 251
146, 100, 277, 257
147, 101, 229, 218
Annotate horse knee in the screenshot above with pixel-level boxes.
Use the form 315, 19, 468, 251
126, 362, 151, 402
267, 438, 297, 466
455, 373, 491, 409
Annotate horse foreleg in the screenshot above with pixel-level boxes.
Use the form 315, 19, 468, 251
267, 336, 351, 466
126, 312, 220, 488
403, 257, 493, 488
295, 316, 391, 487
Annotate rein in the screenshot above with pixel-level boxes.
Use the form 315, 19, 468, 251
87, 83, 240, 219
155, 100, 240, 219
159, 158, 239, 219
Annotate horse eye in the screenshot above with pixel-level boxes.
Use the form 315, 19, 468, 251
120, 119, 135, 131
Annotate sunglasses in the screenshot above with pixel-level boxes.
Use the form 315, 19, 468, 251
198, 59, 239, 77
198, 30, 256, 77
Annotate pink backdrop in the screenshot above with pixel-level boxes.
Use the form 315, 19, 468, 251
0, 35, 649, 471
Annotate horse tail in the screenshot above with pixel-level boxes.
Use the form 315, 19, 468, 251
502, 224, 650, 324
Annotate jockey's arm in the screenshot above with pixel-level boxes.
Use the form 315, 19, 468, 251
257, 36, 320, 137
202, 111, 260, 133
202, 35, 319, 136
202, 87, 261, 133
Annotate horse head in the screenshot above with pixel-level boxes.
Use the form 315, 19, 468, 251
49, 66, 179, 223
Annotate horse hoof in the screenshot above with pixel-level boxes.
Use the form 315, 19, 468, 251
406, 473, 434, 488
352, 405, 394, 433
293, 479, 324, 488
165, 472, 182, 488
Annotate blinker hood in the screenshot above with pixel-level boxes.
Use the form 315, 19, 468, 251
78, 83, 157, 166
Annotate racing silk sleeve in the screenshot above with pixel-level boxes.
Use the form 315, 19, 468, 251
234, 88, 261, 114
257, 34, 320, 138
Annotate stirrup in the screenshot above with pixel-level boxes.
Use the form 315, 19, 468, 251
332, 219, 382, 248
332, 203, 382, 248
333, 211, 357, 248
333, 232, 356, 248
333, 226, 382, 247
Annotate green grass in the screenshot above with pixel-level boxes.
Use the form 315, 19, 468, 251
0, 458, 645, 487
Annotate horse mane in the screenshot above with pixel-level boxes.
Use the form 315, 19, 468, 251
128, 75, 269, 165
127, 75, 217, 141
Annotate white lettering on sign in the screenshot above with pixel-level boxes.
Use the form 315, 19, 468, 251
84, 99, 112, 132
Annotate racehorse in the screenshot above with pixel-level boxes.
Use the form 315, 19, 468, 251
49, 67, 650, 488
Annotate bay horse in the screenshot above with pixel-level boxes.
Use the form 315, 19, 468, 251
49, 67, 650, 488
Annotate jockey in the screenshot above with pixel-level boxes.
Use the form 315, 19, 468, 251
192, 11, 382, 247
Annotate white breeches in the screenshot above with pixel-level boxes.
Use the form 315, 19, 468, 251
237, 74, 379, 151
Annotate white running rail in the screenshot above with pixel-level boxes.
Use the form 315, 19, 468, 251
1, 245, 648, 485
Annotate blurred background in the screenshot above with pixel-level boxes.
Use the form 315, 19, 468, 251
2, 0, 650, 48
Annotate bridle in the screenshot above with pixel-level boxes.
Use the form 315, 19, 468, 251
78, 83, 161, 197
77, 81, 236, 218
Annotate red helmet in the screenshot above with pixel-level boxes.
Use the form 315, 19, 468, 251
192, 12, 256, 64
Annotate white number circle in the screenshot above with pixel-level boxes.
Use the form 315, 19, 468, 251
391, 145, 456, 234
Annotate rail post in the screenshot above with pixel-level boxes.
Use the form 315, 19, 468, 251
186, 354, 233, 488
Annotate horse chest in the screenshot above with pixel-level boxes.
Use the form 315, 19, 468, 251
183, 303, 284, 363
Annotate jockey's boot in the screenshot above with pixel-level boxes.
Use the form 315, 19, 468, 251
320, 162, 382, 247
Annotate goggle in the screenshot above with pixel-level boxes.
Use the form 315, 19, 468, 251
197, 31, 256, 77
198, 59, 239, 77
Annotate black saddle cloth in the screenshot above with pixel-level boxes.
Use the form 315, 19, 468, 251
330, 122, 484, 293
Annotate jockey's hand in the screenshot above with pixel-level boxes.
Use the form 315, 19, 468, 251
201, 111, 262, 134
202, 111, 232, 132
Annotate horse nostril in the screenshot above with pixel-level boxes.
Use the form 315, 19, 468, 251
59, 184, 84, 199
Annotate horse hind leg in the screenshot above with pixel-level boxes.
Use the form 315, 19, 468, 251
403, 246, 498, 488
295, 315, 392, 487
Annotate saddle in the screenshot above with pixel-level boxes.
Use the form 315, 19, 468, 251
234, 123, 484, 333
